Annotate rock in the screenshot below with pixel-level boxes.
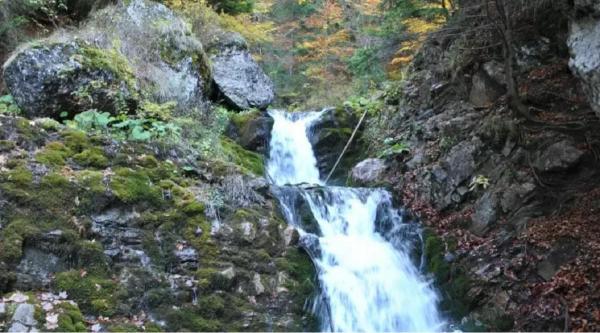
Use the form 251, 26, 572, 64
252, 273, 265, 295
220, 267, 236, 280
350, 158, 387, 186
568, 4, 600, 118
211, 47, 274, 110
469, 69, 505, 107
0, 302, 6, 319
174, 243, 199, 269
310, 107, 362, 182
443, 138, 481, 187
16, 248, 67, 289
2, 0, 213, 118
8, 304, 37, 332
3, 42, 139, 119
534, 140, 584, 172
482, 60, 505, 86
537, 239, 578, 281
470, 191, 499, 236
80, 0, 211, 111
227, 110, 274, 153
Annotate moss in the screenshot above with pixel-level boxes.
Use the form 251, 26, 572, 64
2, 165, 33, 186
110, 167, 162, 204
423, 229, 473, 319
0, 218, 40, 263
54, 270, 118, 316
220, 136, 264, 176
36, 118, 62, 132
182, 201, 205, 216
73, 148, 109, 168
57, 302, 86, 332
106, 323, 143, 332
137, 155, 159, 168
62, 130, 91, 153
163, 306, 221, 332
277, 248, 316, 312
0, 140, 16, 152
79, 46, 137, 92
196, 268, 232, 291
229, 109, 261, 130
35, 142, 73, 166
139, 101, 176, 121
76, 240, 109, 274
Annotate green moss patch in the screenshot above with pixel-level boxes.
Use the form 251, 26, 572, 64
73, 148, 109, 168
110, 167, 162, 204
220, 136, 264, 176
54, 270, 118, 316
36, 142, 73, 166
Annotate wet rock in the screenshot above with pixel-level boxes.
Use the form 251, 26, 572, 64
211, 47, 274, 110
227, 111, 274, 153
469, 69, 505, 108
534, 140, 584, 172
310, 107, 362, 182
470, 191, 499, 236
350, 158, 387, 186
8, 304, 37, 332
568, 1, 600, 118
2, 42, 138, 119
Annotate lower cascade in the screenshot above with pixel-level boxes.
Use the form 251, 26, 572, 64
267, 110, 444, 331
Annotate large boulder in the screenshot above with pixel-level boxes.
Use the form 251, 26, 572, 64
2, 0, 212, 118
3, 42, 139, 118
568, 0, 600, 118
210, 36, 274, 110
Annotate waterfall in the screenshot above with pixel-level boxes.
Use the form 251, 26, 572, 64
267, 110, 444, 332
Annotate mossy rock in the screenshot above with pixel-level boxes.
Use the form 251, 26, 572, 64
3, 42, 140, 119
220, 136, 265, 176
54, 270, 118, 316
57, 302, 87, 332
423, 229, 474, 319
109, 167, 163, 205
35, 142, 73, 167
73, 148, 109, 168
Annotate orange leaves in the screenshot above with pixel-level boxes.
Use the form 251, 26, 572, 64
304, 0, 344, 30
297, 29, 353, 63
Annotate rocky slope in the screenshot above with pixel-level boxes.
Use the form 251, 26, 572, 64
345, 1, 600, 331
0, 1, 314, 332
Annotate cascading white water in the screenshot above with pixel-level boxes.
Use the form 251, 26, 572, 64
267, 110, 444, 332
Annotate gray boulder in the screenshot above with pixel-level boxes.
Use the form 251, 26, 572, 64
3, 42, 139, 118
534, 140, 584, 172
350, 158, 387, 186
227, 110, 274, 153
568, 0, 600, 117
2, 0, 212, 118
211, 47, 274, 110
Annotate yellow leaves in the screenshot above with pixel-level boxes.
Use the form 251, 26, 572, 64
217, 13, 275, 44
354, 0, 382, 16
298, 29, 352, 62
304, 0, 343, 30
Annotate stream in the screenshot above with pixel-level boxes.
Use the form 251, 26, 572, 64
266, 110, 444, 331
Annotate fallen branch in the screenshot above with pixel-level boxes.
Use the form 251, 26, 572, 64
324, 108, 368, 184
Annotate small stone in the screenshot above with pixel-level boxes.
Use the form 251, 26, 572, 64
220, 267, 236, 280
252, 273, 265, 295
350, 158, 387, 186
534, 140, 584, 172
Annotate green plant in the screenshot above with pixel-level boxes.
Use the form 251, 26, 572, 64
378, 140, 410, 158
66, 110, 181, 142
0, 95, 21, 115
469, 175, 490, 191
